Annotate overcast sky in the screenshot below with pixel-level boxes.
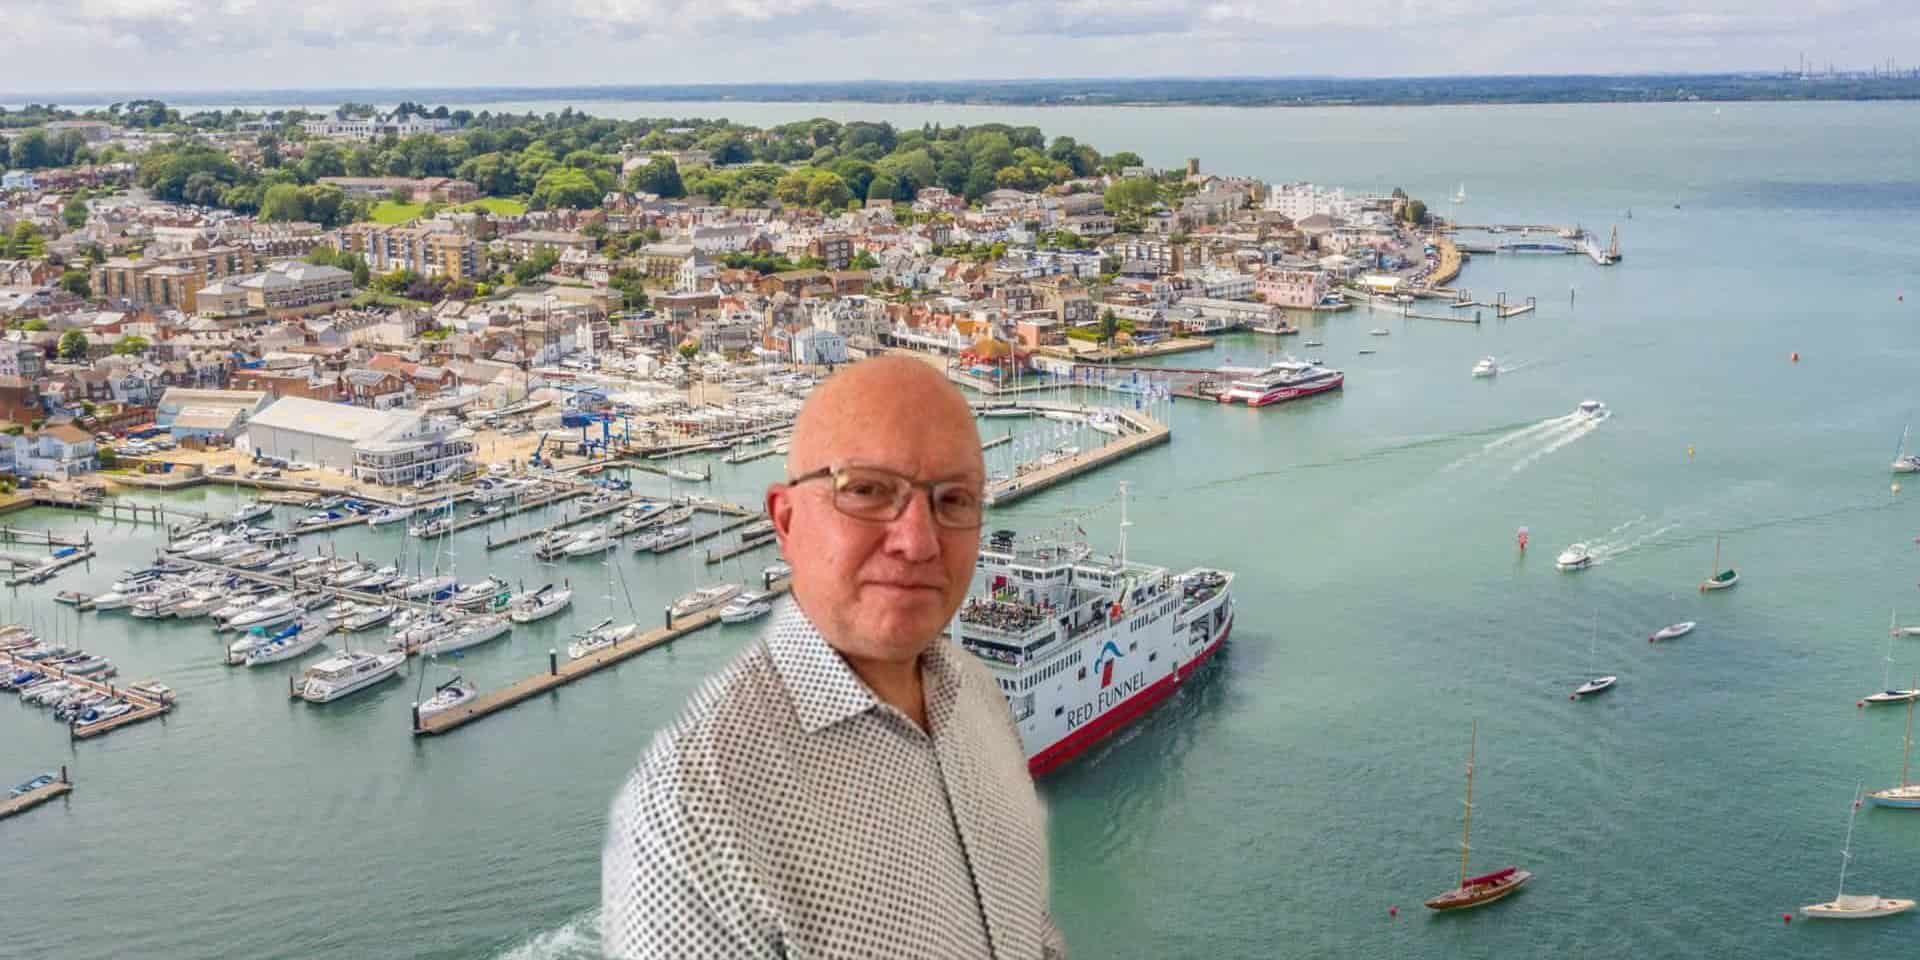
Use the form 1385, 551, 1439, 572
10, 0, 1918, 95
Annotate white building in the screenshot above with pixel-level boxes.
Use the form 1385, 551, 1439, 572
1266, 182, 1357, 222
790, 328, 848, 366
240, 396, 473, 483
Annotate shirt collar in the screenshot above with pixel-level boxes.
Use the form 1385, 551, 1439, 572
766, 601, 968, 735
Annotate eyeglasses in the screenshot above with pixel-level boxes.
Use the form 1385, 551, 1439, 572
786, 464, 985, 530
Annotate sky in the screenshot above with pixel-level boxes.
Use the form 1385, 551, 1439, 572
9, 0, 1920, 95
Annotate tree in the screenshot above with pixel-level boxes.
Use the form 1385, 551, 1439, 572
511, 250, 559, 285
628, 157, 684, 198
530, 166, 601, 209
1099, 309, 1121, 348
259, 183, 307, 221
608, 268, 649, 310
11, 131, 51, 169
62, 196, 88, 229
678, 341, 700, 360
58, 329, 89, 360
1403, 200, 1428, 225
1104, 177, 1159, 215
57, 268, 90, 299
113, 335, 151, 356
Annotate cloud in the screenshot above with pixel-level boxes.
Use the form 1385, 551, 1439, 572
3, 0, 1917, 94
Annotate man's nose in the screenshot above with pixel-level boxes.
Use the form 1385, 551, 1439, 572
882, 489, 941, 562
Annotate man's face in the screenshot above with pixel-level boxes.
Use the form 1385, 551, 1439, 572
770, 416, 982, 667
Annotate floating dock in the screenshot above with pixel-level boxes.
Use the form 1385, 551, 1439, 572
0, 525, 87, 548
412, 578, 793, 737
0, 650, 173, 740
705, 532, 777, 565
485, 493, 646, 550
983, 406, 1171, 507
6, 548, 96, 587
0, 768, 72, 821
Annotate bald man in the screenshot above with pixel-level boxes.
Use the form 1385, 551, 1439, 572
602, 357, 1066, 959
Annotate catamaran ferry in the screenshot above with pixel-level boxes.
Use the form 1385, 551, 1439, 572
949, 504, 1236, 776
1218, 359, 1344, 407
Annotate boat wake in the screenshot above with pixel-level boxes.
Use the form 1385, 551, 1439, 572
1443, 414, 1581, 472
1510, 418, 1600, 474
1587, 522, 1681, 565
495, 910, 600, 960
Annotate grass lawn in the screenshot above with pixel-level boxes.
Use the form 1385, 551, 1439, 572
458, 197, 527, 216
368, 200, 425, 223
353, 290, 430, 309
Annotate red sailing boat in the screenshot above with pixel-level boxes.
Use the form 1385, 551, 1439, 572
1425, 721, 1533, 911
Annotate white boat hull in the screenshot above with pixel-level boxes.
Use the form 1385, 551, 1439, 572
421, 618, 511, 655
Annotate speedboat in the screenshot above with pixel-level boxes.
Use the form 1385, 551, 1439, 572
1471, 357, 1498, 378
366, 505, 415, 527
227, 596, 300, 631
672, 584, 742, 619
719, 591, 775, 624
417, 673, 477, 720
61, 655, 115, 677
298, 651, 406, 702
1575, 400, 1610, 421
451, 576, 509, 610
1369, 328, 1390, 336
1864, 688, 1920, 705
389, 610, 462, 653
566, 618, 638, 659
507, 584, 572, 624
420, 615, 511, 656
1573, 675, 1617, 698
1555, 543, 1593, 571
75, 701, 135, 727
635, 526, 693, 553
1649, 622, 1697, 643
299, 510, 346, 528
130, 587, 193, 619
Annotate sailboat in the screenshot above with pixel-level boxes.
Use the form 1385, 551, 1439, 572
1423, 721, 1531, 911
1573, 609, 1616, 698
1862, 622, 1919, 705
1801, 785, 1915, 919
1452, 182, 1468, 204
1868, 691, 1920, 808
1893, 418, 1920, 473
1698, 536, 1738, 591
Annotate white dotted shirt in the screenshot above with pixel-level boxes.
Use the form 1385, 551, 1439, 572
602, 601, 1066, 959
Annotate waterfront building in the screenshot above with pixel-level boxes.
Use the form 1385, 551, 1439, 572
1254, 268, 1331, 309
154, 387, 271, 442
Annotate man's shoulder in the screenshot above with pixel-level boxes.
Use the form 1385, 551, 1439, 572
613, 637, 795, 821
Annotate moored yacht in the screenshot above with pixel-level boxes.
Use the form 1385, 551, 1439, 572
298, 650, 406, 702
671, 583, 742, 619
366, 505, 415, 527
420, 615, 511, 656
243, 618, 333, 666
416, 673, 477, 720
507, 584, 572, 624
566, 618, 638, 659
719, 590, 775, 624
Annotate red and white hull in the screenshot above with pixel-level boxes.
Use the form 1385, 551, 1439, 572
1244, 373, 1344, 406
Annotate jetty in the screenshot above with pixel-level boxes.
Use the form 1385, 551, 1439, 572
413, 578, 793, 737
171, 556, 441, 614
0, 650, 174, 740
982, 405, 1171, 507
0, 767, 72, 821
705, 530, 778, 565
6, 547, 96, 587
485, 492, 647, 550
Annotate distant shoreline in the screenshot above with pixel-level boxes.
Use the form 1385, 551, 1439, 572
7, 74, 1920, 111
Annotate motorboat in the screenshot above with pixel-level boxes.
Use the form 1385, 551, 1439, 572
90, 579, 168, 612
452, 576, 510, 610
1087, 413, 1122, 437
1471, 357, 1498, 378
420, 616, 511, 656
130, 588, 194, 619
344, 605, 397, 632
763, 560, 793, 581
366, 505, 415, 527
229, 502, 274, 524
635, 526, 693, 553
1575, 400, 1610, 421
720, 591, 775, 624
298, 651, 406, 702
1649, 622, 1697, 643
9, 774, 56, 797
227, 596, 300, 631
563, 528, 617, 558
61, 655, 115, 677
533, 529, 581, 560
170, 589, 228, 619
567, 618, 638, 659
243, 619, 332, 666
402, 575, 458, 601
299, 510, 346, 528
507, 584, 572, 624
1573, 675, 1617, 698
737, 520, 776, 541
352, 566, 402, 592
326, 601, 363, 622
389, 610, 462, 652
672, 584, 742, 619
1369, 328, 1390, 336
1555, 543, 1593, 571
416, 673, 477, 721
408, 515, 455, 538
74, 701, 135, 727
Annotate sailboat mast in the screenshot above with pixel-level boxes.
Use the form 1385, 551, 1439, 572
1459, 720, 1476, 887
1903, 692, 1915, 789
1838, 784, 1862, 901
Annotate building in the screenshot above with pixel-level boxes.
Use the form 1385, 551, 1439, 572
154, 387, 271, 442
502, 230, 594, 259
790, 327, 848, 366
92, 246, 257, 313
804, 233, 853, 270
7, 422, 96, 479
337, 224, 485, 281
240, 396, 472, 483
302, 114, 456, 141
341, 368, 414, 409
317, 176, 477, 203
196, 261, 354, 317
1254, 268, 1330, 309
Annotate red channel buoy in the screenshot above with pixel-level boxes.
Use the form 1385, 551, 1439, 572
1859, 700, 1867, 708
1791, 352, 1800, 362
1784, 913, 1792, 924
1388, 906, 1398, 917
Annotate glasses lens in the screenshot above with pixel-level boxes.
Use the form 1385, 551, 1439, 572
832, 468, 907, 520
932, 484, 984, 529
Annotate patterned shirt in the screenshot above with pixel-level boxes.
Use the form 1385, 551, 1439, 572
602, 601, 1066, 959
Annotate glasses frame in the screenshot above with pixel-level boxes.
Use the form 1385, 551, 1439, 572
785, 464, 986, 530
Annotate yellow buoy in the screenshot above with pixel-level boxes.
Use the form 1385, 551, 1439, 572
1687, 445, 1695, 459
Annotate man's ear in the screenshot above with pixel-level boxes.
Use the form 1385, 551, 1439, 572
767, 483, 793, 552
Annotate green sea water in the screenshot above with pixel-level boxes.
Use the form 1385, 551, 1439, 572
6, 101, 1920, 958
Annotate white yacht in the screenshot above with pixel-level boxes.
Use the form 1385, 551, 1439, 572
402, 575, 457, 600
298, 650, 407, 702
130, 588, 193, 619
420, 616, 511, 656
416, 674, 477, 721
634, 525, 693, 553
719, 590, 775, 624
672, 584, 742, 619
229, 502, 274, 524
344, 605, 397, 632
563, 528, 617, 558
243, 618, 332, 666
1576, 400, 1611, 421
388, 610, 462, 653
567, 618, 639, 659
451, 576, 510, 610
91, 580, 166, 612
763, 560, 793, 581
183, 535, 247, 561
227, 596, 301, 631
507, 584, 572, 624
366, 505, 415, 527
1472, 357, 1498, 378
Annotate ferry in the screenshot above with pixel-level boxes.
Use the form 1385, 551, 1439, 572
1218, 360, 1345, 407
949, 496, 1236, 776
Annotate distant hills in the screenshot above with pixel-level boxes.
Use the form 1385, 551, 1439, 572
16, 74, 1920, 108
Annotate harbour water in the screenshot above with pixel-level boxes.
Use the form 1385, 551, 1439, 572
8, 101, 1920, 957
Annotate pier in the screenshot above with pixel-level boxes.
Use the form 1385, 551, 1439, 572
0, 767, 72, 821
412, 579, 793, 737
984, 406, 1171, 507
6, 548, 96, 587
0, 650, 173, 740
485, 492, 647, 551
705, 530, 777, 565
